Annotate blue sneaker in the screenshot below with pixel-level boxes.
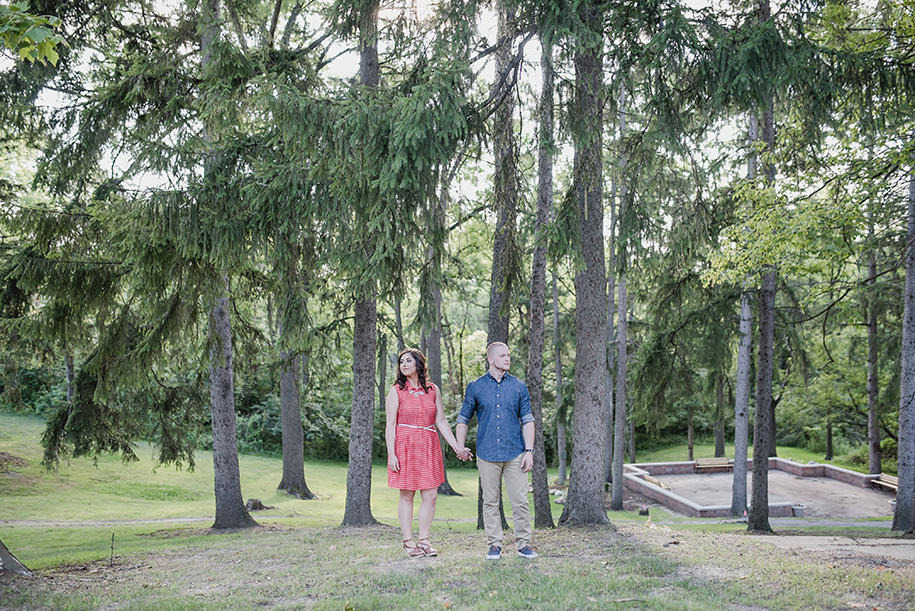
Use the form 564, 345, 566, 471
517, 546, 538, 559
486, 545, 502, 560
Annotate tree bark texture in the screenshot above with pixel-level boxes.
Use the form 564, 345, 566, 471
524, 33, 555, 529
201, 0, 256, 529
553, 271, 567, 485
0, 537, 32, 576
343, 295, 379, 526
688, 405, 694, 461
487, 2, 517, 346
866, 230, 881, 475
341, 0, 380, 527
209, 287, 258, 529
610, 84, 629, 513
714, 375, 726, 457
732, 114, 758, 516
748, 269, 775, 533
893, 171, 915, 532
605, 181, 617, 485
278, 350, 314, 499
748, 17, 776, 531
560, 8, 609, 526
731, 289, 752, 516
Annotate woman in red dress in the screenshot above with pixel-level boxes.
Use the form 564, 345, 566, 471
386, 348, 471, 557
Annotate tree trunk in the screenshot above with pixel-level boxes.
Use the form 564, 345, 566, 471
611, 271, 628, 512
553, 271, 567, 486
732, 288, 752, 517
343, 294, 379, 526
278, 350, 314, 499
893, 170, 915, 532
487, 1, 517, 346
378, 333, 387, 416
605, 180, 617, 485
430, 289, 459, 497
443, 313, 461, 397
610, 84, 629, 513
748, 268, 776, 533
732, 114, 757, 517
200, 0, 256, 531
394, 298, 405, 351
767, 399, 778, 458
866, 219, 881, 475
0, 537, 32, 576
524, 33, 555, 530
209, 285, 258, 529
559, 5, 609, 526
342, 0, 380, 528
299, 351, 311, 421
747, 12, 776, 531
65, 353, 75, 404
825, 417, 833, 461
687, 405, 694, 462
714, 375, 726, 458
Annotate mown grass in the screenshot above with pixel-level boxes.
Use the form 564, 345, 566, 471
4, 524, 913, 610
3, 412, 914, 610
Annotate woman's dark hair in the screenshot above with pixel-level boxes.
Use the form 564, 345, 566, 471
395, 347, 429, 392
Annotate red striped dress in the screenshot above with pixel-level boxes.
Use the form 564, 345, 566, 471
387, 384, 444, 491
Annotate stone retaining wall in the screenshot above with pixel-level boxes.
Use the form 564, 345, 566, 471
622, 458, 876, 518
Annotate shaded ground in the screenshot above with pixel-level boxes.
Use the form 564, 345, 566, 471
2, 524, 914, 610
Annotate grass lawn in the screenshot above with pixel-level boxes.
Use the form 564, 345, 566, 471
2, 412, 914, 610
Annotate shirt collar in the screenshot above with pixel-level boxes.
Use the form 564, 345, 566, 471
486, 371, 513, 384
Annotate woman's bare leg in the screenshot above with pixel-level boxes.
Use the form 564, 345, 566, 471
399, 489, 416, 541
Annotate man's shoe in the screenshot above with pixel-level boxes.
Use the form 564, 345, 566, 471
486, 545, 502, 560
517, 546, 538, 559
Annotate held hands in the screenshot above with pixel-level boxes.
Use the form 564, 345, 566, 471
455, 447, 473, 461
388, 455, 400, 472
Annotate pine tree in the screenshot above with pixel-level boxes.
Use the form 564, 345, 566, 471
525, 32, 555, 530
559, 0, 609, 527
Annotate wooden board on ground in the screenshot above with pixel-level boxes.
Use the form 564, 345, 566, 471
695, 457, 732, 473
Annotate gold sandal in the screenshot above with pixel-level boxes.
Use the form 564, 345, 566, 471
416, 538, 438, 557
403, 539, 424, 558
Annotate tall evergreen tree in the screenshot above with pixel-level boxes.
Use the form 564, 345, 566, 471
525, 32, 555, 530
342, 0, 382, 527
559, 0, 609, 527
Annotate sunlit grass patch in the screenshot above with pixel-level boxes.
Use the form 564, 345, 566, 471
95, 482, 204, 501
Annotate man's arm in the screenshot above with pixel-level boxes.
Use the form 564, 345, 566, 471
456, 423, 469, 450
456, 382, 476, 450
520, 421, 535, 472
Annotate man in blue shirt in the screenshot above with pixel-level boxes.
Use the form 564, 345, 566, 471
456, 342, 537, 560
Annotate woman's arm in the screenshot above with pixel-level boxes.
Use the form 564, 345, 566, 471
433, 385, 471, 460
385, 386, 400, 471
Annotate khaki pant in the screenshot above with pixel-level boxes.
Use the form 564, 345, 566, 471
478, 455, 531, 550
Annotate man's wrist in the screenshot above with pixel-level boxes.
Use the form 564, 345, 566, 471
523, 448, 533, 454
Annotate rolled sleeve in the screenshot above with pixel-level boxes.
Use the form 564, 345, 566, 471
457, 387, 476, 425
518, 384, 534, 425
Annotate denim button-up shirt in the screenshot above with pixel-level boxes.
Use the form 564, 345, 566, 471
458, 372, 534, 462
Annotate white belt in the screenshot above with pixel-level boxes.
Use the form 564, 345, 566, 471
398, 423, 436, 432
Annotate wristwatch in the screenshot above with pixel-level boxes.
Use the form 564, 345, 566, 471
524, 448, 533, 453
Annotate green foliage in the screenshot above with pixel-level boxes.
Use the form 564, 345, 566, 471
0, 2, 66, 65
